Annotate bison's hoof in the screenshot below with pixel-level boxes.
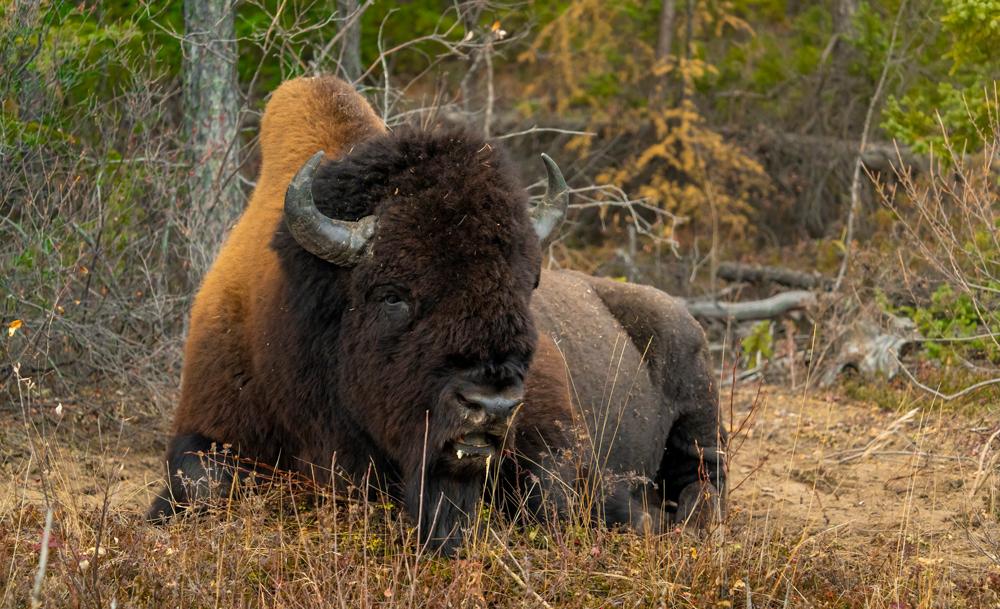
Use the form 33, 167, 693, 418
674, 481, 723, 528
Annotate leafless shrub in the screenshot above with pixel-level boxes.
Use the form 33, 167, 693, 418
875, 84, 1000, 396
1, 9, 188, 408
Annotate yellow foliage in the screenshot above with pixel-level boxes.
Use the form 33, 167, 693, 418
7, 319, 22, 337
519, 0, 772, 241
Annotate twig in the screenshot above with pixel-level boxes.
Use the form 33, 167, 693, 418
720, 365, 764, 387
29, 508, 53, 609
308, 0, 374, 77
895, 356, 1000, 402
483, 31, 494, 138
829, 450, 971, 463
495, 125, 596, 140
828, 407, 919, 464
970, 427, 1000, 499
907, 332, 999, 343
489, 531, 553, 609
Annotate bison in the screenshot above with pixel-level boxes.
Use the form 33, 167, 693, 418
149, 75, 725, 553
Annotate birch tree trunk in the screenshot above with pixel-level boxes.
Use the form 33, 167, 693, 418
183, 0, 240, 279
833, 0, 859, 37
656, 0, 676, 63
336, 0, 363, 81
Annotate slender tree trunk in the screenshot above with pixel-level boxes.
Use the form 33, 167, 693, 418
336, 0, 363, 82
833, 0, 859, 37
12, 0, 43, 122
656, 0, 676, 63
676, 0, 694, 104
183, 0, 240, 278
459, 1, 486, 114
834, 0, 907, 291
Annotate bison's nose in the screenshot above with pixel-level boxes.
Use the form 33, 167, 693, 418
457, 383, 524, 420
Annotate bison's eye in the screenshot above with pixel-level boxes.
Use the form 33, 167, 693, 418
374, 286, 412, 324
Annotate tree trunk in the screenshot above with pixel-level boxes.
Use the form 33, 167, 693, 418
12, 1, 43, 122
717, 262, 833, 290
656, 0, 676, 63
336, 0, 363, 82
183, 0, 240, 278
833, 0, 859, 37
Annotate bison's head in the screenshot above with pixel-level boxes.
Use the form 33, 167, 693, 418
272, 129, 566, 550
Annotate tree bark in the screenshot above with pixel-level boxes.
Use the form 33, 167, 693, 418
183, 0, 240, 278
656, 0, 676, 63
336, 0, 363, 82
833, 0, 859, 37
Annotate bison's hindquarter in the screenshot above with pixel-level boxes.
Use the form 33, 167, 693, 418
528, 269, 725, 527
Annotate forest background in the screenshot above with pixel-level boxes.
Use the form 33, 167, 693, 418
2, 0, 998, 402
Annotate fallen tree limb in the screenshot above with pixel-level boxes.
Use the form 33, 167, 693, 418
894, 356, 1000, 402
686, 290, 817, 321
717, 262, 832, 290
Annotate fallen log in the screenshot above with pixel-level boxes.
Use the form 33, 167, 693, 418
717, 262, 832, 290
686, 290, 817, 322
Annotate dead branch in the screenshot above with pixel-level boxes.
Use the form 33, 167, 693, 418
686, 290, 816, 322
717, 262, 832, 290
894, 356, 1000, 402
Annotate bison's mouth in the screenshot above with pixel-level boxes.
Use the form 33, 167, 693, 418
450, 432, 500, 460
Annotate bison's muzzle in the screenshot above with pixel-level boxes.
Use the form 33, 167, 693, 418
440, 372, 524, 465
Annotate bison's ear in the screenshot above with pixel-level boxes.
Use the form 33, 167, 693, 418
284, 150, 378, 266
530, 153, 569, 249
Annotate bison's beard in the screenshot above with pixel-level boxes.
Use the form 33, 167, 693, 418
405, 459, 487, 555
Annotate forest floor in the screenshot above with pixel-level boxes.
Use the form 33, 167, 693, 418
2, 381, 998, 608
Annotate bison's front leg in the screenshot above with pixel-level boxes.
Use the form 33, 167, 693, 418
660, 417, 726, 525
147, 433, 243, 522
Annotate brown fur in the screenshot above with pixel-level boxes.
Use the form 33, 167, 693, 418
150, 76, 725, 554
173, 77, 385, 448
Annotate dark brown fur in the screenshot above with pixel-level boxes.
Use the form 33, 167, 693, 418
150, 76, 725, 553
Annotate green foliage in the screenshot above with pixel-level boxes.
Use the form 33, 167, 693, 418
941, 0, 1000, 66
741, 320, 774, 365
879, 0, 1000, 154
882, 82, 994, 155
878, 284, 1000, 364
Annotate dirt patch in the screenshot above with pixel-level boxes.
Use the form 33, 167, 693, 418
725, 384, 998, 574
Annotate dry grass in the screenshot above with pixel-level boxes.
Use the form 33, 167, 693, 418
3, 374, 998, 609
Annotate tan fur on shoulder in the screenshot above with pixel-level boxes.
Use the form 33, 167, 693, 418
255, 76, 386, 209
174, 76, 385, 436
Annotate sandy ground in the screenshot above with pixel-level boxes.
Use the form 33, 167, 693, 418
2, 382, 998, 575
724, 384, 997, 573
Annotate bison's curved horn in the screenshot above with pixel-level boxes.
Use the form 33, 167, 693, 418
284, 150, 377, 266
531, 153, 569, 248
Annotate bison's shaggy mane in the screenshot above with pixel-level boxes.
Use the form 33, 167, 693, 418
299, 126, 524, 225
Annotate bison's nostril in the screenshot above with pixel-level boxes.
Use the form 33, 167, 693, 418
457, 386, 523, 419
